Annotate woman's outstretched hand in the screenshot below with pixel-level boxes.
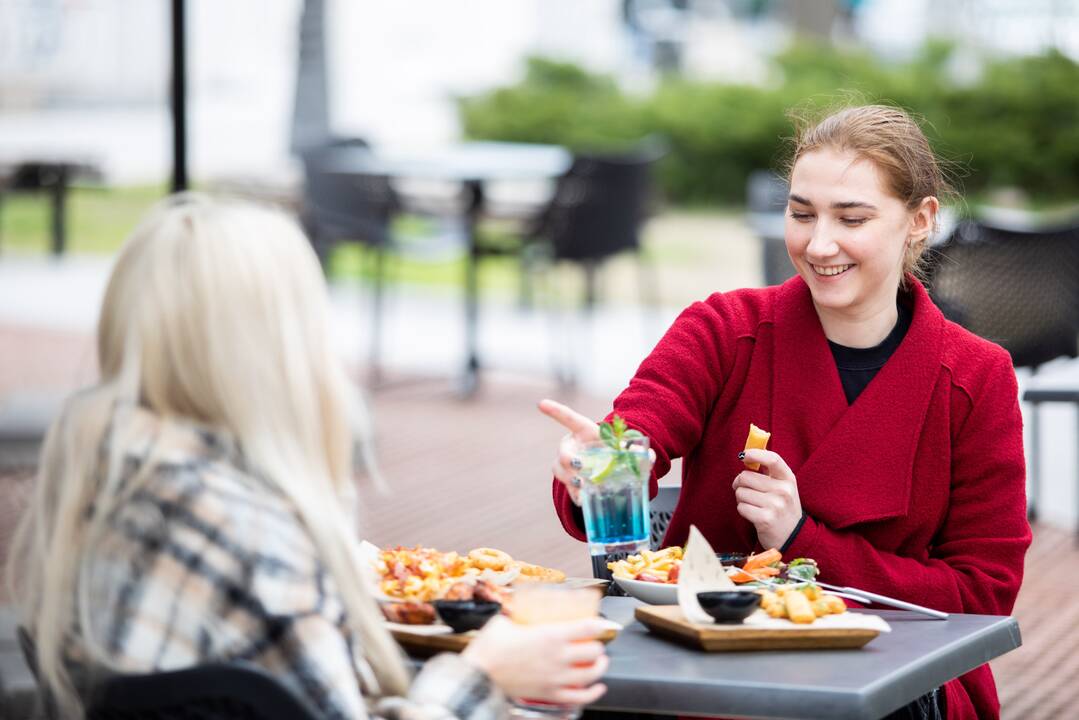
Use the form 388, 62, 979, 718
733, 449, 803, 550
538, 399, 600, 506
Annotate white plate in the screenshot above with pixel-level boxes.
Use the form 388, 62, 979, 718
613, 576, 678, 605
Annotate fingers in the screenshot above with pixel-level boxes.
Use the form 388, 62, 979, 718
736, 501, 770, 526
561, 640, 605, 665
742, 449, 794, 481
732, 470, 787, 495
552, 455, 582, 505
734, 485, 773, 509
538, 399, 600, 438
552, 654, 610, 690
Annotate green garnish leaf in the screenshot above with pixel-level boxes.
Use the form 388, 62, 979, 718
594, 414, 646, 480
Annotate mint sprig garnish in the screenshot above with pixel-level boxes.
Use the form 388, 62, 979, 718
598, 414, 645, 477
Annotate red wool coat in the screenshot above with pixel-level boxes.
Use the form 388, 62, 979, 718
554, 276, 1031, 720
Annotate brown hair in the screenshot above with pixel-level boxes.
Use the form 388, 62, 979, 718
787, 104, 955, 284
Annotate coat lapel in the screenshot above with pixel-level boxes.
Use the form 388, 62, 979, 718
772, 278, 945, 529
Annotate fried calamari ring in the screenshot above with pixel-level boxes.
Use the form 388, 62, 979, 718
469, 547, 513, 571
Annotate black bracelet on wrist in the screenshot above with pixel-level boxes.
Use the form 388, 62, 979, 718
779, 511, 808, 554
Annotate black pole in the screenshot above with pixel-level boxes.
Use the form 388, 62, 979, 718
170, 0, 188, 193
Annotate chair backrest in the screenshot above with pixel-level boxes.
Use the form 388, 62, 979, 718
542, 148, 660, 262
926, 219, 1079, 369
300, 143, 397, 251
590, 484, 681, 584
83, 663, 324, 720
16, 627, 322, 720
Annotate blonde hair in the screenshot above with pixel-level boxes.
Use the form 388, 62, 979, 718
6, 194, 409, 716
788, 104, 954, 284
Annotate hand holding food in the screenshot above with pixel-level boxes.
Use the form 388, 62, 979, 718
734, 428, 803, 550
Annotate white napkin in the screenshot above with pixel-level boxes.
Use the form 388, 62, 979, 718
676, 525, 738, 624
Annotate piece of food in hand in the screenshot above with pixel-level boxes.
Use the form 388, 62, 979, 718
742, 423, 771, 471
381, 601, 437, 625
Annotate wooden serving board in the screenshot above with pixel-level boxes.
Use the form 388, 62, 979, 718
389, 627, 471, 657
390, 625, 620, 658
635, 605, 880, 652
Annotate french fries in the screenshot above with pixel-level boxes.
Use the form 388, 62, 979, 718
607, 547, 683, 582
757, 585, 847, 624
743, 423, 771, 471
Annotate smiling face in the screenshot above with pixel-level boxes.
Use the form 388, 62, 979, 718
785, 147, 926, 321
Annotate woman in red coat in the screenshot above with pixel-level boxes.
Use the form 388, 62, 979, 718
542, 105, 1030, 720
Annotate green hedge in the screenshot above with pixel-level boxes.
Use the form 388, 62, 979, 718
458, 47, 1079, 206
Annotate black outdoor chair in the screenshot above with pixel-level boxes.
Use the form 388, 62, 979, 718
745, 169, 794, 287
301, 139, 399, 383
510, 146, 663, 385
925, 218, 1079, 519
83, 663, 325, 720
18, 625, 323, 720
590, 484, 680, 591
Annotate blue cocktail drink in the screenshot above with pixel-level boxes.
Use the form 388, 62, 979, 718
577, 429, 651, 557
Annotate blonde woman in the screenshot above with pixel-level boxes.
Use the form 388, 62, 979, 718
7, 195, 609, 719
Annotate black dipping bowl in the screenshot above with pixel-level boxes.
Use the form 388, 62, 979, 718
432, 600, 501, 633
696, 591, 761, 624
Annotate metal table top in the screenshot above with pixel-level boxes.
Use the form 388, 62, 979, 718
594, 596, 1021, 719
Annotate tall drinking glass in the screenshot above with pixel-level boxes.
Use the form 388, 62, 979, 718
575, 435, 652, 557
509, 585, 604, 720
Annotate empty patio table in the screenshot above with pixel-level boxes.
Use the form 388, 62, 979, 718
324, 142, 572, 396
589, 597, 1021, 719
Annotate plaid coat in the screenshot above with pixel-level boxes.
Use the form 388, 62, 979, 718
71, 408, 505, 720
